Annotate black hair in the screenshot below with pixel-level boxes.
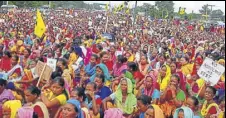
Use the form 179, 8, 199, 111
178, 108, 184, 113
117, 55, 127, 63
74, 87, 86, 102
148, 105, 154, 110
95, 74, 105, 83
127, 62, 138, 72
190, 96, 199, 106
97, 44, 103, 51
87, 82, 97, 90
0, 78, 7, 87
181, 56, 190, 62
4, 50, 12, 58
99, 51, 108, 58
52, 77, 69, 100
63, 53, 70, 60
25, 48, 31, 55
170, 61, 178, 68
12, 55, 19, 61
137, 95, 152, 105
27, 86, 41, 97
58, 58, 68, 69
207, 86, 217, 96
91, 54, 99, 60
171, 74, 181, 82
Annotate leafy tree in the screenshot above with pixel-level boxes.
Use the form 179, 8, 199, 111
155, 1, 174, 18
199, 4, 211, 15
210, 9, 224, 19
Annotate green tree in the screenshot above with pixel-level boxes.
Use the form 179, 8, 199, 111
199, 4, 211, 15
155, 1, 174, 18
210, 9, 224, 19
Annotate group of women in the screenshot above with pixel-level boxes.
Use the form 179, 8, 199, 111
0, 8, 225, 118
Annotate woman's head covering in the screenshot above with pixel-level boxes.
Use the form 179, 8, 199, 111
74, 45, 84, 59
90, 63, 111, 82
67, 99, 84, 118
115, 78, 137, 114
151, 105, 164, 118
173, 106, 194, 118
2, 100, 22, 118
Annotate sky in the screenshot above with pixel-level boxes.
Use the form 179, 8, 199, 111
84, 1, 225, 14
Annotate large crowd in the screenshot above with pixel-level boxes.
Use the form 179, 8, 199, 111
0, 8, 225, 118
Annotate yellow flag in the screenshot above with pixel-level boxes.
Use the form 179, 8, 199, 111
179, 8, 185, 15
34, 9, 46, 38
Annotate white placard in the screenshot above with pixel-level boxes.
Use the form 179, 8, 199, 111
0, 19, 5, 23
88, 21, 92, 26
47, 58, 57, 71
197, 57, 225, 86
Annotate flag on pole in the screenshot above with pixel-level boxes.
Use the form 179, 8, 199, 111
34, 9, 46, 38
179, 7, 186, 15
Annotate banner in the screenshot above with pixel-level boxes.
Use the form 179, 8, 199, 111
35, 61, 53, 87
197, 58, 225, 86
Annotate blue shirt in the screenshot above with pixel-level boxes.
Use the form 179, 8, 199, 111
96, 86, 112, 100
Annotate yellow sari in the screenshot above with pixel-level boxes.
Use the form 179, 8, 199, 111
181, 63, 193, 77
201, 100, 220, 117
157, 65, 171, 91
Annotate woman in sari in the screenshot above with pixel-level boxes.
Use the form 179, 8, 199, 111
173, 106, 194, 118
2, 100, 22, 118
7, 55, 24, 83
55, 99, 84, 118
157, 65, 171, 92
135, 95, 151, 118
100, 51, 114, 72
41, 77, 69, 118
112, 55, 128, 78
23, 85, 49, 118
0, 79, 15, 116
84, 54, 98, 77
18, 48, 31, 68
138, 55, 150, 76
89, 63, 111, 86
137, 73, 160, 104
144, 104, 164, 118
201, 86, 220, 118
70, 87, 91, 118
57, 58, 72, 90
103, 78, 137, 117
160, 74, 186, 117
184, 96, 201, 118
180, 56, 193, 77
0, 50, 11, 72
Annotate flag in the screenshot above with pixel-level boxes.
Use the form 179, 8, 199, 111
179, 7, 186, 15
164, 10, 169, 19
34, 9, 46, 38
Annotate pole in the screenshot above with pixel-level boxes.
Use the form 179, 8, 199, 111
49, 1, 51, 8
6, 1, 8, 5
132, 1, 137, 34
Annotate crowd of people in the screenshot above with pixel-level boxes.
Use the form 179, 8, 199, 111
0, 8, 225, 118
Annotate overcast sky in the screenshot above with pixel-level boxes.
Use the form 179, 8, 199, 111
84, 1, 225, 14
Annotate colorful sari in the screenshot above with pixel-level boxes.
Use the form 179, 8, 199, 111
181, 63, 193, 77
151, 104, 165, 118
173, 106, 194, 118
201, 100, 220, 117
0, 89, 15, 116
113, 78, 137, 114
33, 101, 50, 118
84, 63, 96, 76
113, 63, 127, 77
7, 64, 24, 82
157, 65, 171, 92
104, 108, 124, 118
0, 56, 11, 72
90, 63, 111, 86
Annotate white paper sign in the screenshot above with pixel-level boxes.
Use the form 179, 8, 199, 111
47, 58, 57, 71
197, 57, 225, 86
88, 21, 92, 26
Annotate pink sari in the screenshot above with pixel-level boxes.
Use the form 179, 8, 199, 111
113, 63, 127, 77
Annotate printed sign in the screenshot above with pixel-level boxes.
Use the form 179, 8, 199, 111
47, 58, 57, 71
35, 61, 53, 86
197, 57, 225, 86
